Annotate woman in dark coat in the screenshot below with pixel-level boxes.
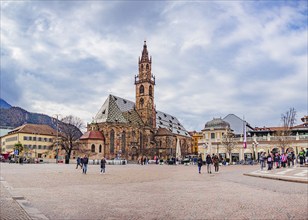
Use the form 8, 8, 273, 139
206, 154, 213, 174
100, 157, 106, 174
197, 155, 203, 174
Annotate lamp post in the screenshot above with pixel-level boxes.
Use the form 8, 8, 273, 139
53, 114, 61, 164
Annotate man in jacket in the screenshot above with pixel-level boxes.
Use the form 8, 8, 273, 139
82, 155, 89, 174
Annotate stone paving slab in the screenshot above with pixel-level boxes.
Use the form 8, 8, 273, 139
1, 163, 307, 220
0, 180, 31, 220
0, 176, 48, 220
244, 166, 308, 184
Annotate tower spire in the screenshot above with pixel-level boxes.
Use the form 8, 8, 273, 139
141, 41, 149, 62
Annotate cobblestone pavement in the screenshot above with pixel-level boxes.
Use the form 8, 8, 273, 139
0, 179, 31, 220
245, 165, 308, 183
0, 163, 307, 220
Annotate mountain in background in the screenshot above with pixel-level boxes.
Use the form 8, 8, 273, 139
0, 98, 12, 109
0, 99, 82, 138
0, 106, 56, 129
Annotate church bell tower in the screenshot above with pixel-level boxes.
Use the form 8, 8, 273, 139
135, 41, 156, 130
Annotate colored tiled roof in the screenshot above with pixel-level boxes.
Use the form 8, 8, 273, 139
94, 95, 144, 126
156, 111, 190, 137
80, 131, 104, 140
8, 124, 56, 136
94, 94, 190, 137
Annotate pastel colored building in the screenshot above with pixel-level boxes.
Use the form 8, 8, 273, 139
0, 124, 56, 159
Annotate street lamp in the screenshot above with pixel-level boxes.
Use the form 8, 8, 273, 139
53, 114, 61, 163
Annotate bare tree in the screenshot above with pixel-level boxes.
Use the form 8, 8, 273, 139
58, 115, 84, 164
277, 107, 297, 153
221, 129, 237, 163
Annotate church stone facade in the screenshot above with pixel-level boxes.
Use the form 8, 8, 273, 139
86, 41, 191, 160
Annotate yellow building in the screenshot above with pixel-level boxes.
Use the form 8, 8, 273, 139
0, 124, 57, 159
189, 131, 202, 155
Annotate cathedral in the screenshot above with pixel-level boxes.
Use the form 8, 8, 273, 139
81, 41, 191, 160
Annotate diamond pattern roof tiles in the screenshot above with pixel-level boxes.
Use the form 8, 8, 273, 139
94, 94, 190, 137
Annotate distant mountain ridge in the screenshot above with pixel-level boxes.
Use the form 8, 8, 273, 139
0, 98, 12, 109
0, 99, 82, 139
0, 106, 57, 130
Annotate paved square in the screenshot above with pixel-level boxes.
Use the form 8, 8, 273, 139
1, 163, 307, 220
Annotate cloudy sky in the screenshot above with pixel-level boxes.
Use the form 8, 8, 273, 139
1, 1, 307, 131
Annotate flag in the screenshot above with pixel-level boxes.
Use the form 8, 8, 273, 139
243, 120, 247, 148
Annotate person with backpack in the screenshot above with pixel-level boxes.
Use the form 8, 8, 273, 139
76, 157, 82, 169
212, 154, 220, 172
298, 148, 305, 165
206, 154, 213, 174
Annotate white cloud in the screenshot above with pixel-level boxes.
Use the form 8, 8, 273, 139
1, 1, 307, 131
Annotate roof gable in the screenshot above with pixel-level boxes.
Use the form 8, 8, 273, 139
156, 111, 190, 137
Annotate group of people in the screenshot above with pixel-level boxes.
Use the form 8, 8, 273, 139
76, 155, 107, 174
197, 154, 220, 174
137, 156, 149, 165
259, 148, 306, 171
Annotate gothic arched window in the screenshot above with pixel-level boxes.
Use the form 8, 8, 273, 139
146, 64, 149, 70
139, 85, 144, 94
91, 144, 95, 153
110, 129, 115, 154
140, 98, 144, 108
149, 85, 152, 97
139, 132, 143, 151
99, 145, 102, 153
132, 131, 136, 142
121, 131, 126, 153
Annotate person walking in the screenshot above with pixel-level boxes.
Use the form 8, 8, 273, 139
100, 157, 106, 174
197, 155, 203, 174
212, 154, 219, 172
274, 153, 280, 169
267, 153, 273, 170
260, 152, 265, 170
299, 148, 305, 165
76, 157, 82, 169
82, 155, 89, 174
206, 154, 213, 174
